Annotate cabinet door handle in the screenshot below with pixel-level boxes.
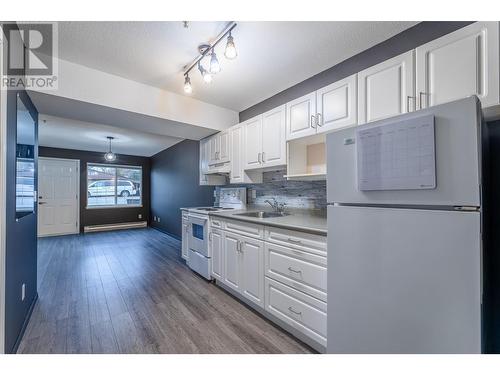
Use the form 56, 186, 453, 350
288, 266, 302, 273
419, 92, 428, 110
287, 238, 302, 244
406, 96, 416, 112
258, 152, 261, 163
209, 232, 212, 241
288, 306, 302, 315
262, 152, 266, 163
311, 115, 316, 129
316, 113, 322, 127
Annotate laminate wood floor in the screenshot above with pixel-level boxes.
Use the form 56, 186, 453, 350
17, 228, 314, 354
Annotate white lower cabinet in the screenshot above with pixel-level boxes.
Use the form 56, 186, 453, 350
221, 230, 265, 307
239, 235, 265, 307
210, 217, 327, 348
265, 277, 327, 347
210, 229, 223, 281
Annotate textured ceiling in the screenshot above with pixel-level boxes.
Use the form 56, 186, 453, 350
57, 21, 418, 112
38, 114, 182, 157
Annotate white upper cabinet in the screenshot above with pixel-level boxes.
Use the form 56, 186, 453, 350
199, 137, 226, 186
261, 105, 286, 167
208, 131, 230, 165
244, 105, 286, 170
286, 92, 317, 140
230, 124, 263, 184
358, 50, 415, 124
316, 74, 357, 133
208, 133, 219, 165
416, 22, 500, 110
219, 130, 230, 163
243, 116, 263, 169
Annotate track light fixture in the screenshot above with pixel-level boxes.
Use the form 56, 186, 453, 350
182, 22, 238, 94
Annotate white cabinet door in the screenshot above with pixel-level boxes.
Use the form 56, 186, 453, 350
181, 221, 189, 260
286, 92, 317, 140
219, 130, 230, 163
223, 231, 241, 292
358, 50, 415, 124
230, 124, 244, 183
240, 236, 265, 307
243, 115, 263, 170
262, 105, 286, 168
211, 229, 224, 281
208, 133, 220, 165
317, 74, 357, 133
416, 22, 499, 110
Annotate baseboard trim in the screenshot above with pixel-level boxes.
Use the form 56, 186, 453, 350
150, 226, 181, 241
84, 221, 147, 233
12, 292, 38, 354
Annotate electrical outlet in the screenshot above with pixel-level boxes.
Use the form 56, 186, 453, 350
153, 216, 157, 221
157, 217, 161, 223
21, 283, 26, 301
251, 189, 257, 199
138, 214, 142, 219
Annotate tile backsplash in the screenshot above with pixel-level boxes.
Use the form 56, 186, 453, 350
215, 169, 327, 210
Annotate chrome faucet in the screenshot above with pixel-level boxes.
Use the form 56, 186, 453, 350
264, 197, 287, 215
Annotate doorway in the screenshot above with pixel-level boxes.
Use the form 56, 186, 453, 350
38, 157, 80, 237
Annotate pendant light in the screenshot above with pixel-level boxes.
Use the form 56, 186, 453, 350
184, 74, 192, 93
224, 32, 237, 60
104, 136, 116, 162
209, 49, 221, 74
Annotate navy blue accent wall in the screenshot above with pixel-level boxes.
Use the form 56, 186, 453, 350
240, 21, 474, 121
150, 140, 214, 239
5, 90, 39, 354
38, 146, 151, 232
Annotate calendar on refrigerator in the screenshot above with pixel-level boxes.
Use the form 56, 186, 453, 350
356, 114, 436, 191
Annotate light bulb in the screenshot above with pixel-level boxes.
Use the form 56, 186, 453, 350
209, 50, 221, 74
104, 152, 116, 162
203, 71, 213, 83
224, 33, 237, 60
184, 75, 192, 93
198, 61, 212, 84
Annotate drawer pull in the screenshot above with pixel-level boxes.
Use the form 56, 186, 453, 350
288, 266, 302, 273
288, 306, 302, 315
287, 238, 302, 244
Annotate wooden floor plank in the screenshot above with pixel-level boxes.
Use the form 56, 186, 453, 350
18, 228, 314, 354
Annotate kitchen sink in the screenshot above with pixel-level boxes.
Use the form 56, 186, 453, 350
234, 211, 290, 219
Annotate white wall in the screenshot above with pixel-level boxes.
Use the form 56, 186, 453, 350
31, 57, 239, 132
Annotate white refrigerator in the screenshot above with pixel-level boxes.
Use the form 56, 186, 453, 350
326, 96, 482, 353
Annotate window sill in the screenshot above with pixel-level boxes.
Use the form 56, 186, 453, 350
86, 205, 143, 210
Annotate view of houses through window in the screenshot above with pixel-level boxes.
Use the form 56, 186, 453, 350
87, 163, 142, 207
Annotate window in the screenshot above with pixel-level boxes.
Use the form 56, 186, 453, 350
87, 163, 142, 208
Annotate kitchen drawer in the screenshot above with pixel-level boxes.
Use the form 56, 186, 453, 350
264, 226, 327, 256
265, 242, 327, 302
210, 217, 222, 228
265, 277, 327, 346
222, 218, 264, 239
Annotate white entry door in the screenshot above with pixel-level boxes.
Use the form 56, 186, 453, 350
38, 158, 79, 236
